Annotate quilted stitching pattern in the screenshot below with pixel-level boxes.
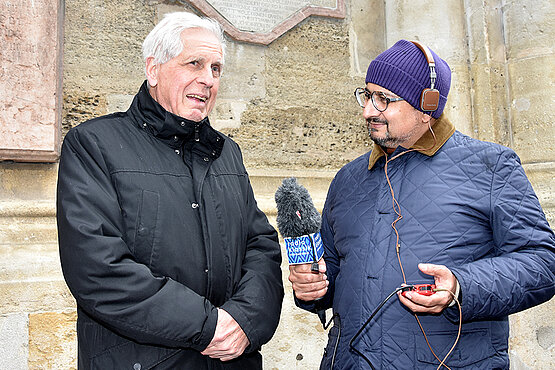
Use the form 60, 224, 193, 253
317, 131, 555, 369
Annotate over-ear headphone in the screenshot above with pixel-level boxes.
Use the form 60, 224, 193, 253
410, 40, 440, 112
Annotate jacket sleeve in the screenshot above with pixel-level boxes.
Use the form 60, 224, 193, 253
295, 177, 339, 313
57, 127, 218, 350
448, 149, 555, 322
220, 177, 284, 351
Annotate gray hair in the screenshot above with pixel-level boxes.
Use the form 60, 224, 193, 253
142, 12, 226, 75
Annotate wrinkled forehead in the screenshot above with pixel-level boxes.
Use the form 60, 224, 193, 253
179, 27, 223, 59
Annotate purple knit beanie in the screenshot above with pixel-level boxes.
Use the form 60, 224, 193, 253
365, 40, 451, 119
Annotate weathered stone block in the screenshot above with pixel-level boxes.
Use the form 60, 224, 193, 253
508, 54, 554, 163
0, 217, 57, 246
0, 163, 58, 201
28, 311, 77, 370
217, 42, 266, 101
467, 62, 511, 146
63, 0, 150, 95
509, 299, 555, 369
0, 243, 60, 281
502, 0, 554, 61
464, 0, 507, 64
0, 280, 74, 315
384, 0, 468, 64
349, 0, 386, 75
265, 18, 353, 107
443, 64, 473, 136
0, 313, 28, 370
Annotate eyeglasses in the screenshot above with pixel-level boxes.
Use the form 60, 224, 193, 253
354, 87, 405, 111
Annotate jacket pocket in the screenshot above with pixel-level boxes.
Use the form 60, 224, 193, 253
89, 340, 180, 370
415, 328, 495, 368
134, 190, 160, 267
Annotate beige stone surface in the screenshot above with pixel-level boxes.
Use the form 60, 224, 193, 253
502, 0, 554, 61
0, 0, 61, 157
63, 0, 149, 95
443, 64, 473, 136
508, 54, 555, 163
509, 300, 555, 369
467, 62, 512, 146
0, 163, 58, 201
349, 0, 385, 75
384, 0, 467, 63
0, 1, 554, 369
0, 313, 28, 370
222, 18, 371, 170
0, 280, 73, 315
28, 311, 77, 370
464, 0, 507, 64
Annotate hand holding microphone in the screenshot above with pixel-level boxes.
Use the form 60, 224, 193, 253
275, 178, 328, 304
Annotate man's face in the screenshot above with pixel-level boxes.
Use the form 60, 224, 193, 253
363, 83, 429, 151
146, 27, 223, 122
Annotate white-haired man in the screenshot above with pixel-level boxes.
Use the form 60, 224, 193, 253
57, 12, 283, 369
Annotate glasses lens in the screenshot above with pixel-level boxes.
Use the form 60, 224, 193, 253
354, 88, 367, 108
372, 92, 388, 112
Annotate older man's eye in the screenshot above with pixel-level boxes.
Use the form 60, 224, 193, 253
212, 65, 221, 77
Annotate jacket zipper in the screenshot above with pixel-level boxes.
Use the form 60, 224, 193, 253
194, 123, 200, 142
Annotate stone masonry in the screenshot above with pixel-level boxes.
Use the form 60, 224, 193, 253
0, 0, 553, 369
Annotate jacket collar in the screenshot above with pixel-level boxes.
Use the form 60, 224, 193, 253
128, 81, 225, 158
368, 114, 455, 170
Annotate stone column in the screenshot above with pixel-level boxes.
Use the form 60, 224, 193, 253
464, 0, 512, 146
500, 1, 555, 367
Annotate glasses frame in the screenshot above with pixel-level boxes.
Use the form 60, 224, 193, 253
354, 87, 405, 111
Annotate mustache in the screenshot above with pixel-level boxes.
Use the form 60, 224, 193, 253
366, 117, 388, 125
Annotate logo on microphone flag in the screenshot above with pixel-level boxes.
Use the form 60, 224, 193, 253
284, 232, 324, 265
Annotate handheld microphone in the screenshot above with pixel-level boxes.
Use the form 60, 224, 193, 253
275, 177, 323, 273
275, 177, 327, 326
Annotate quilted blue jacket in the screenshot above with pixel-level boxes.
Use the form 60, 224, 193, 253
298, 116, 555, 369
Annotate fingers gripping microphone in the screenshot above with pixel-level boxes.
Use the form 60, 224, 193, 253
275, 177, 323, 273
275, 177, 327, 326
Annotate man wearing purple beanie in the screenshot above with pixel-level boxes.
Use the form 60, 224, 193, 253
289, 40, 554, 369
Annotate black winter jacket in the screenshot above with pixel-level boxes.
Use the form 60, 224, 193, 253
57, 82, 284, 369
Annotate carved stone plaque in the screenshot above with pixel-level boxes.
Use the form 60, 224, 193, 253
185, 0, 345, 44
0, 0, 63, 162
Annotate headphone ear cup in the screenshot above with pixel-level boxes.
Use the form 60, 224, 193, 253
420, 88, 440, 111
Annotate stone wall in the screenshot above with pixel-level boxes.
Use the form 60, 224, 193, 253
0, 0, 553, 369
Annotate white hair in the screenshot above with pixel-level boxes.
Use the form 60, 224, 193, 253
142, 12, 226, 75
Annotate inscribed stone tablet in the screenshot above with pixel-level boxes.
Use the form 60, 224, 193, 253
0, 0, 62, 162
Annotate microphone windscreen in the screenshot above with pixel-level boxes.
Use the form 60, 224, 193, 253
275, 177, 321, 238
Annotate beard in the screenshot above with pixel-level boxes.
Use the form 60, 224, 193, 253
367, 118, 401, 149
367, 116, 423, 149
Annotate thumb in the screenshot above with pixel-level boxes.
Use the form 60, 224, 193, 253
418, 263, 446, 277
318, 258, 327, 273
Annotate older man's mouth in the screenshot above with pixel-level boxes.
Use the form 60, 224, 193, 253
187, 94, 207, 102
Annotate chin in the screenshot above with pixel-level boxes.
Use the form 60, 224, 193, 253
180, 111, 207, 122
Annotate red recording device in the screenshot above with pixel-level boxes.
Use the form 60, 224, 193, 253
401, 284, 436, 297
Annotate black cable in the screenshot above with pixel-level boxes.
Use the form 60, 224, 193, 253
349, 286, 412, 370
323, 313, 341, 370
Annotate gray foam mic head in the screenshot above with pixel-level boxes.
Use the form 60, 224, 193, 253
275, 177, 321, 238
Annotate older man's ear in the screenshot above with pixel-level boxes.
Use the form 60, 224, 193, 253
145, 56, 158, 88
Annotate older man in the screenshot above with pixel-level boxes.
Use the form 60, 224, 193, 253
289, 40, 555, 369
57, 12, 283, 369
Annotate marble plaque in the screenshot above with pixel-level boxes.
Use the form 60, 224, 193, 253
0, 0, 63, 162
185, 0, 345, 44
